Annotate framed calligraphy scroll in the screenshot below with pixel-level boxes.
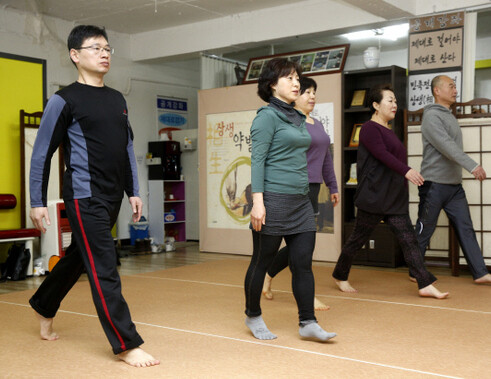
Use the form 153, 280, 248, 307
409, 28, 463, 71
408, 11, 463, 110
408, 11, 464, 73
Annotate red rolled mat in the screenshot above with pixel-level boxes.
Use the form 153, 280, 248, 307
0, 194, 17, 209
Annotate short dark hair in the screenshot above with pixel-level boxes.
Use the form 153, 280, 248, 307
257, 58, 302, 102
67, 25, 108, 66
299, 76, 317, 95
367, 84, 394, 114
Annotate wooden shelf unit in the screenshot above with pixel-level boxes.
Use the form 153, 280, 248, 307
149, 180, 186, 244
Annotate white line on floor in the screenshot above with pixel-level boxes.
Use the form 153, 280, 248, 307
0, 299, 462, 379
133, 275, 491, 315
135, 321, 463, 379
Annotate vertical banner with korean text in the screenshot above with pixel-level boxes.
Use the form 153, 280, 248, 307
157, 96, 188, 138
206, 111, 256, 229
311, 102, 336, 233
206, 104, 335, 233
408, 12, 464, 110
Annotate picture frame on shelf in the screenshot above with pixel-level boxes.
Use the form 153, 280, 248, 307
350, 89, 368, 107
349, 123, 363, 147
242, 44, 349, 84
346, 163, 357, 184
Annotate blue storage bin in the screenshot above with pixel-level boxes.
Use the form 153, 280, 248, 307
129, 216, 149, 245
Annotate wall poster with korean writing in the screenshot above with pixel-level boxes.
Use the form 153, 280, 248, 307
310, 102, 336, 233
408, 71, 462, 110
311, 102, 334, 143
409, 27, 463, 71
157, 96, 188, 138
206, 110, 256, 229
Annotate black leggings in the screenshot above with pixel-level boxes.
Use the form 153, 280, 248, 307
332, 209, 436, 289
268, 245, 290, 278
267, 183, 319, 278
245, 230, 317, 323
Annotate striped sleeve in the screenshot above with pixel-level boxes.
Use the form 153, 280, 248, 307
124, 118, 140, 198
30, 94, 70, 207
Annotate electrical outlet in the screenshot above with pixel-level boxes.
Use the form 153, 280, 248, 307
369, 240, 375, 249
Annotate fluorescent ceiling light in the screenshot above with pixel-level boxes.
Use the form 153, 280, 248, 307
342, 23, 409, 41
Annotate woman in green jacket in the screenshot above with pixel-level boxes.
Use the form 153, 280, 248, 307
244, 58, 336, 342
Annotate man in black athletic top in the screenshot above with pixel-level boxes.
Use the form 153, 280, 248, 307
29, 25, 159, 367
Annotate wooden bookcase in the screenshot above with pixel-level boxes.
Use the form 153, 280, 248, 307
341, 65, 407, 267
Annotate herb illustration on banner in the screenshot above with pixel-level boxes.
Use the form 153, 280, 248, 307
206, 111, 256, 229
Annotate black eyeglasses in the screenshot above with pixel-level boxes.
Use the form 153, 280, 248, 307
76, 45, 114, 55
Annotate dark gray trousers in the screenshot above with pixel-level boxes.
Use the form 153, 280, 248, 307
416, 182, 489, 279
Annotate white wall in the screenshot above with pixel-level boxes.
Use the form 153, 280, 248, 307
475, 68, 491, 98
475, 33, 491, 98
121, 80, 199, 240
0, 7, 200, 240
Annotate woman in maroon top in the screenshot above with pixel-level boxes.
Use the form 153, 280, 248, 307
332, 84, 448, 299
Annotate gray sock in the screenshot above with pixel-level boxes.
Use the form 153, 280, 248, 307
245, 316, 277, 340
299, 321, 336, 341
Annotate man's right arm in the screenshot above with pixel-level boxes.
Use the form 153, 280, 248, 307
421, 113, 477, 174
30, 94, 70, 231
30, 207, 50, 233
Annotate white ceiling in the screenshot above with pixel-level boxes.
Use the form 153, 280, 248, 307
0, 0, 313, 34
1, 0, 490, 63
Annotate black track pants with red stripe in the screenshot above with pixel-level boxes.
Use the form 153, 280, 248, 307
29, 197, 144, 354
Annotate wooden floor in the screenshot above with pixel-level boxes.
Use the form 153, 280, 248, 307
1, 241, 490, 378
1, 241, 464, 296
1, 243, 490, 378
0, 242, 235, 295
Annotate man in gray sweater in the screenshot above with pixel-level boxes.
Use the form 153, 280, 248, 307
415, 75, 491, 284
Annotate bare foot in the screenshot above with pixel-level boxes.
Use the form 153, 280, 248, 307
34, 310, 58, 341
474, 273, 491, 284
118, 347, 160, 367
262, 273, 273, 300
314, 297, 330, 311
418, 284, 449, 299
334, 279, 358, 293
408, 276, 417, 283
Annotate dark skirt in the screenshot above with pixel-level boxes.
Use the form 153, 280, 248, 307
255, 191, 316, 235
